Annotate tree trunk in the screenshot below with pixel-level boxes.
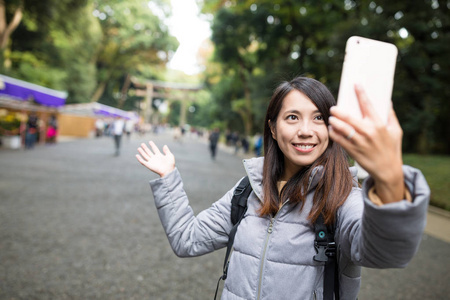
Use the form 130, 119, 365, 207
243, 85, 252, 136
0, 0, 23, 71
117, 73, 131, 109
417, 95, 433, 154
90, 81, 107, 102
0, 1, 23, 50
238, 62, 253, 136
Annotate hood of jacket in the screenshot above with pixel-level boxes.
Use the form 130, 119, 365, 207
243, 156, 359, 202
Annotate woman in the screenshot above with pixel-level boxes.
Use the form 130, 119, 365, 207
136, 77, 429, 299
46, 115, 58, 144
25, 113, 39, 149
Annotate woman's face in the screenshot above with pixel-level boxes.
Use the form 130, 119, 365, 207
270, 90, 329, 180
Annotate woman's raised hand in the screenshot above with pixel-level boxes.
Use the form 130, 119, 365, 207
328, 85, 405, 203
136, 141, 175, 178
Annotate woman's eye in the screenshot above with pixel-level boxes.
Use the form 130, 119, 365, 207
287, 115, 297, 121
314, 115, 324, 121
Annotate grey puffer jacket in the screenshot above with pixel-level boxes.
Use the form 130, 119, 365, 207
149, 157, 430, 300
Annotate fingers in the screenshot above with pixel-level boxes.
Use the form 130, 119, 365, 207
149, 141, 162, 155
387, 107, 403, 149
162, 145, 172, 156
354, 84, 383, 124
329, 107, 360, 144
387, 107, 400, 129
329, 84, 385, 143
329, 105, 359, 130
137, 146, 151, 161
137, 141, 171, 161
354, 84, 372, 118
141, 142, 154, 156
139, 141, 163, 156
328, 120, 358, 150
135, 154, 146, 165
135, 141, 175, 177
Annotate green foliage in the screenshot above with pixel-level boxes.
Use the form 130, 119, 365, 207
205, 75, 246, 132
183, 90, 213, 128
403, 154, 450, 211
8, 51, 67, 89
4, 0, 450, 155
4, 0, 98, 99
167, 101, 181, 126
201, 0, 450, 154
93, 0, 178, 106
4, 0, 178, 107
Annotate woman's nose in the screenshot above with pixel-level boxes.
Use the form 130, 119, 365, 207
297, 121, 313, 136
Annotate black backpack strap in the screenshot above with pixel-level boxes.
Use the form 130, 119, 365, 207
214, 176, 252, 300
313, 214, 339, 300
230, 176, 251, 224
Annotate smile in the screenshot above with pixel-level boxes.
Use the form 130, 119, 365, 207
292, 143, 316, 152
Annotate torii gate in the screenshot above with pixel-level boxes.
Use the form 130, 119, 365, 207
131, 77, 202, 127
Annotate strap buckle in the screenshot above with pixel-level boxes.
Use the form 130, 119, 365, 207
233, 185, 246, 196
222, 261, 229, 280
313, 241, 336, 262
325, 242, 336, 257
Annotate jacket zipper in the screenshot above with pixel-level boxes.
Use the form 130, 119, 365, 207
254, 168, 318, 299
256, 202, 287, 300
309, 169, 318, 300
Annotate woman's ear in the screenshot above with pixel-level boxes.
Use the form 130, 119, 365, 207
269, 120, 276, 140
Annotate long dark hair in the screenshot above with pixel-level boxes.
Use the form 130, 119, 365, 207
260, 76, 353, 225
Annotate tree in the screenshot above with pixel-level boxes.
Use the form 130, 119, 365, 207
203, 0, 350, 136
3, 0, 179, 107
201, 0, 450, 153
3, 0, 99, 100
0, 0, 22, 52
374, 1, 450, 153
1, 0, 90, 71
91, 0, 178, 109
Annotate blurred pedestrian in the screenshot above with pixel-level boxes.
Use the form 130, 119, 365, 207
241, 135, 249, 153
225, 130, 232, 146
209, 128, 220, 160
112, 117, 125, 156
253, 133, 263, 156
95, 118, 104, 137
173, 126, 182, 142
25, 113, 39, 149
231, 131, 240, 154
46, 115, 58, 144
125, 119, 134, 140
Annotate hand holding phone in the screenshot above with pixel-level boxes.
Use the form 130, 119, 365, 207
337, 36, 398, 124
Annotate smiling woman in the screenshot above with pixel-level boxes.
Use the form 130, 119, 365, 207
269, 89, 330, 180
136, 75, 430, 300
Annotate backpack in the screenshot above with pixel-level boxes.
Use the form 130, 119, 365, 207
214, 176, 339, 300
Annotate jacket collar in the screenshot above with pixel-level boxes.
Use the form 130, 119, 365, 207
243, 157, 359, 203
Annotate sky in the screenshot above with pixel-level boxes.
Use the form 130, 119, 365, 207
165, 0, 211, 75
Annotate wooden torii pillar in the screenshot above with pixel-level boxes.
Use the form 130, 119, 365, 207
179, 90, 189, 127
131, 77, 202, 127
144, 82, 153, 124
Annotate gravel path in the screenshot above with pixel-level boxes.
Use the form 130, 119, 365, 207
0, 132, 448, 299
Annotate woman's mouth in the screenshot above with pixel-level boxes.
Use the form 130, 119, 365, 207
293, 143, 316, 152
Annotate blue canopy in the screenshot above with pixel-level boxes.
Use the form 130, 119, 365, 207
0, 74, 67, 107
61, 103, 139, 121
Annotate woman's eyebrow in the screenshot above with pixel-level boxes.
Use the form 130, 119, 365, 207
284, 109, 300, 114
283, 109, 321, 114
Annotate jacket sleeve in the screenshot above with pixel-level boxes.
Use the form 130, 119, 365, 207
337, 165, 430, 268
149, 168, 236, 257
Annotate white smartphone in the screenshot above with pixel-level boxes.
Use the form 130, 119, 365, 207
336, 36, 398, 124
